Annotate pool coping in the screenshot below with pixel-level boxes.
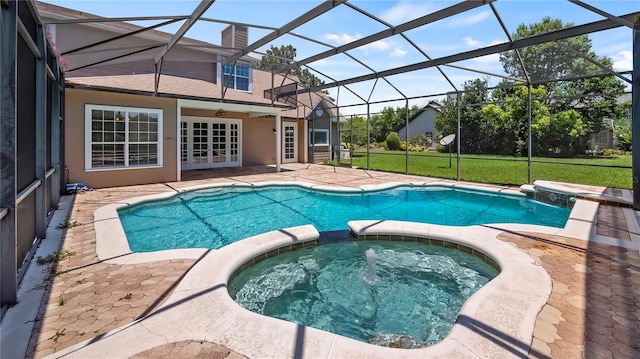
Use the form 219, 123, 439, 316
46, 221, 552, 358
94, 180, 596, 264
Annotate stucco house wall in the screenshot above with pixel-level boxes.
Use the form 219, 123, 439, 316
65, 88, 178, 188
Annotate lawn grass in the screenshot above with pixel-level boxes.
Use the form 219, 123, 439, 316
343, 150, 632, 189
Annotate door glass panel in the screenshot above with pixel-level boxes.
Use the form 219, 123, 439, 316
212, 123, 226, 163
284, 125, 295, 160
181, 122, 188, 165
192, 122, 208, 165
229, 123, 239, 162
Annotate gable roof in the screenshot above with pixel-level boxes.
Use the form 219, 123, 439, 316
395, 100, 441, 132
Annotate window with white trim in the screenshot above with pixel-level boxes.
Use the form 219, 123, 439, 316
223, 64, 251, 91
86, 105, 163, 170
309, 129, 329, 146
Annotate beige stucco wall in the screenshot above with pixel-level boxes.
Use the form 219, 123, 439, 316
65, 88, 178, 188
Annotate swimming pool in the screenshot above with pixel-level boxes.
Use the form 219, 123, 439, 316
118, 184, 570, 252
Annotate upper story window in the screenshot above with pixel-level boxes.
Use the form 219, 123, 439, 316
223, 64, 252, 92
85, 104, 163, 170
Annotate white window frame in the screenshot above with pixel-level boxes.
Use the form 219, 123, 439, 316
85, 104, 163, 171
309, 129, 329, 146
222, 63, 253, 92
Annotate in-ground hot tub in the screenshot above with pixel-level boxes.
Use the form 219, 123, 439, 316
228, 239, 500, 348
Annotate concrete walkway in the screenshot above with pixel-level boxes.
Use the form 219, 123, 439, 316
2, 164, 638, 358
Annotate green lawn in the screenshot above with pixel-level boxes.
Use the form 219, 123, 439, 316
343, 150, 632, 189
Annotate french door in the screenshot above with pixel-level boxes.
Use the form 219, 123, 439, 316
181, 117, 241, 170
282, 123, 297, 163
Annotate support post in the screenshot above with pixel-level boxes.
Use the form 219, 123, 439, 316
350, 114, 354, 167
632, 19, 640, 210
527, 83, 532, 184
35, 23, 47, 239
50, 55, 61, 208
0, 0, 18, 306
405, 99, 409, 175
276, 113, 281, 172
456, 91, 461, 181
366, 103, 371, 170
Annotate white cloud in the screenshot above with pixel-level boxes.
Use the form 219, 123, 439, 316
361, 40, 390, 52
612, 50, 632, 71
324, 33, 406, 57
446, 10, 491, 27
379, 1, 437, 24
463, 37, 481, 47
390, 48, 407, 58
324, 33, 362, 45
462, 37, 504, 49
471, 53, 500, 64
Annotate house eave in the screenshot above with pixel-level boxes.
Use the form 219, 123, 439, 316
65, 83, 295, 112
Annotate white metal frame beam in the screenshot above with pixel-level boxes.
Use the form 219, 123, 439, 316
280, 11, 639, 96
221, 0, 347, 66
276, 0, 494, 73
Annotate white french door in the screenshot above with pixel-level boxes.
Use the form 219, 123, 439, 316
282, 123, 297, 163
181, 117, 241, 170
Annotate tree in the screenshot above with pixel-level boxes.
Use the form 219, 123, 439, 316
257, 44, 328, 94
499, 17, 625, 143
500, 17, 591, 82
257, 44, 297, 71
482, 85, 585, 157
613, 100, 632, 151
341, 116, 367, 146
435, 78, 493, 154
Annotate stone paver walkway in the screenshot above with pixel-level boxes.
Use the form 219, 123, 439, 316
19, 164, 640, 358
498, 232, 640, 358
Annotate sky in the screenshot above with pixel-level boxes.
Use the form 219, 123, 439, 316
45, 0, 638, 115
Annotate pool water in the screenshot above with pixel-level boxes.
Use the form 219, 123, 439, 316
119, 184, 570, 252
228, 240, 499, 348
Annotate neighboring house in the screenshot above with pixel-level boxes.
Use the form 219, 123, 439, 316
37, 2, 342, 188
397, 101, 441, 149
587, 93, 631, 151
590, 117, 615, 150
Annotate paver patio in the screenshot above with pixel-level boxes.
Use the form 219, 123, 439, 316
15, 164, 640, 358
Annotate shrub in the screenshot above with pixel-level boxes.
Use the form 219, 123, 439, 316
409, 134, 430, 149
386, 132, 401, 150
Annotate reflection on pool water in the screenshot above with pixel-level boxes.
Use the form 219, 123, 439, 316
118, 184, 570, 252
228, 240, 499, 348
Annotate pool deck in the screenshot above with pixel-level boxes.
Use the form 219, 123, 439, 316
1, 164, 639, 358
